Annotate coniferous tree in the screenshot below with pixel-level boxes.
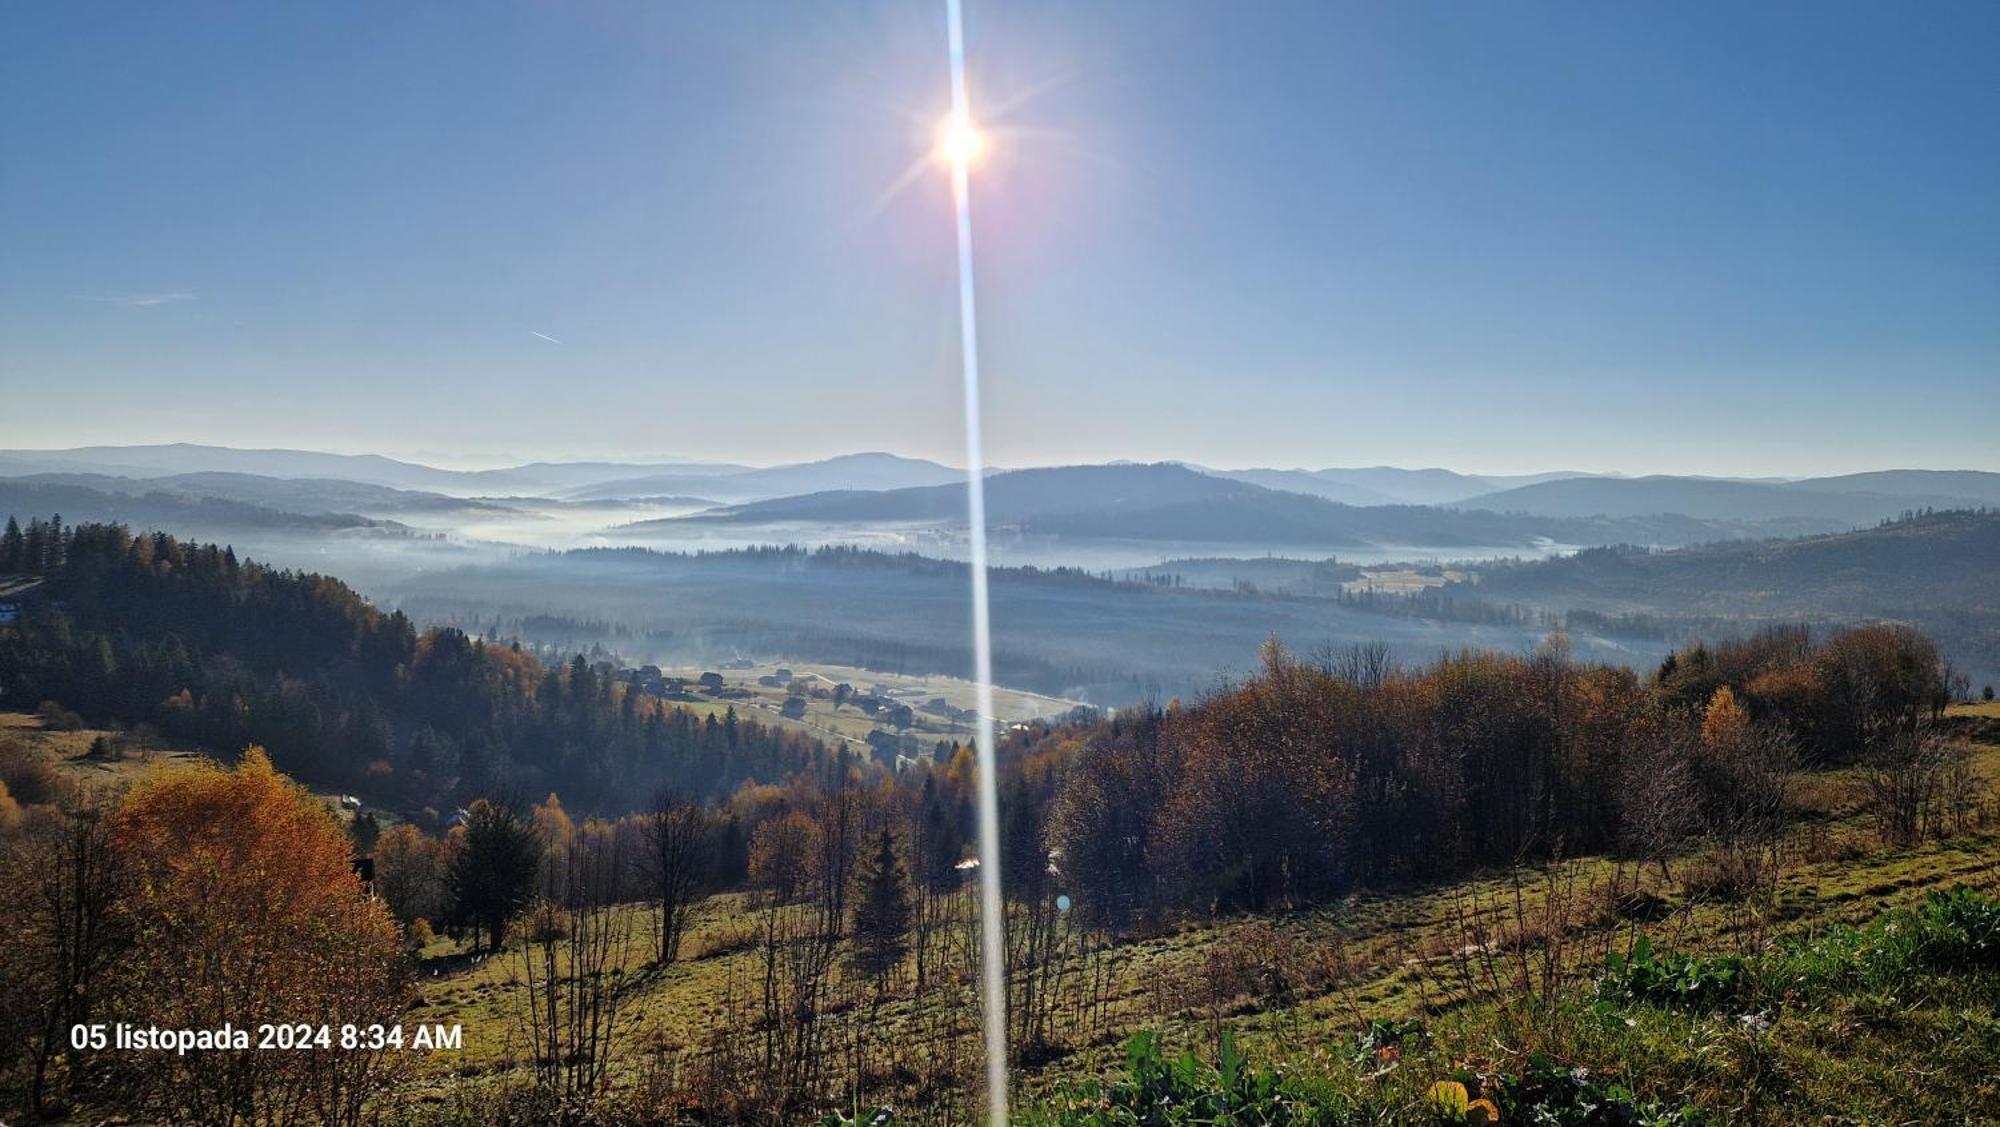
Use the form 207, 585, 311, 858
848, 827, 911, 996
449, 799, 543, 952
0, 516, 22, 571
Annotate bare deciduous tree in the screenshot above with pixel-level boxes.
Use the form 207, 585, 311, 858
518, 828, 633, 1118
3, 807, 128, 1118
637, 787, 712, 965
1864, 723, 1977, 845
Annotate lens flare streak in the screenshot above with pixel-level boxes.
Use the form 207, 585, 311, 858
943, 0, 1010, 1122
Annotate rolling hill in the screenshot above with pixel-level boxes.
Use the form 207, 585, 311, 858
1468, 509, 2000, 680
0, 444, 741, 496
561, 452, 962, 504
1201, 465, 1597, 506
641, 463, 1850, 549
1784, 469, 2000, 505
0, 471, 511, 518
381, 542, 1664, 702
1457, 473, 1997, 524
0, 480, 395, 535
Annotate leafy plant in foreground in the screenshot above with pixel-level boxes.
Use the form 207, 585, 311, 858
1596, 937, 1744, 1010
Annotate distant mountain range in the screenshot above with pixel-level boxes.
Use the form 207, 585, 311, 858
1455, 473, 1999, 523
4, 443, 1989, 691
0, 444, 746, 495
0, 445, 952, 505
638, 463, 1858, 549
1202, 466, 1593, 506
2, 472, 510, 517
3, 446, 1993, 556
0, 480, 394, 536
558, 452, 965, 504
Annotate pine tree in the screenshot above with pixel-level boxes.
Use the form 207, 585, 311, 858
448, 800, 543, 952
1, 516, 22, 572
848, 828, 911, 996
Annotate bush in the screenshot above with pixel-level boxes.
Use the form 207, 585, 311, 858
406, 917, 436, 953
35, 700, 85, 730
1200, 923, 1334, 1011
0, 737, 65, 806
1597, 937, 1745, 1010
978, 1032, 1707, 1126
1678, 845, 1780, 902
1910, 885, 2000, 968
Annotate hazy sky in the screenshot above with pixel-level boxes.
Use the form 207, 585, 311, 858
3, 1, 1995, 475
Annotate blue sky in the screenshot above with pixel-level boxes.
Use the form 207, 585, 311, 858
2, 1, 1995, 474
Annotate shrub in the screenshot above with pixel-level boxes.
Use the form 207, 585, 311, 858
35, 700, 84, 731
406, 917, 436, 953
1597, 937, 1745, 1010
1678, 845, 1780, 902
1200, 923, 1333, 1011
1910, 885, 2000, 968
0, 739, 65, 807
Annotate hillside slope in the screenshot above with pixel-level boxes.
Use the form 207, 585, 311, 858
1471, 509, 2000, 679
1459, 473, 1992, 523
645, 463, 1842, 548
0, 480, 393, 534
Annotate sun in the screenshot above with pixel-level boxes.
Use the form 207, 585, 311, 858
938, 115, 985, 166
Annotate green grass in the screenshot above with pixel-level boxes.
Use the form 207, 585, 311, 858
16, 706, 1995, 1123
820, 886, 2000, 1124
658, 660, 1080, 757
388, 729, 2000, 1122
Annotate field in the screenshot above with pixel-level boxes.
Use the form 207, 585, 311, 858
8, 707, 1997, 1122
0, 712, 387, 832
1342, 566, 1468, 596
387, 706, 2000, 1122
658, 661, 1081, 757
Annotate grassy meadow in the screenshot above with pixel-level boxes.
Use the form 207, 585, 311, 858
6, 706, 1997, 1123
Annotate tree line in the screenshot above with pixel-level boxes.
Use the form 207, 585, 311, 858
1038, 623, 1954, 927
0, 518, 831, 814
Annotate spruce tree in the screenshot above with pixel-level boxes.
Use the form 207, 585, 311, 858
448, 800, 543, 952
848, 828, 911, 996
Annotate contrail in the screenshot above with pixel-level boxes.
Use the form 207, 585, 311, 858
530, 330, 562, 344
943, 0, 1010, 1121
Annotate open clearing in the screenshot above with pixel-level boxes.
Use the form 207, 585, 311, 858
10, 705, 1996, 1121
656, 660, 1081, 757
391, 704, 2000, 1115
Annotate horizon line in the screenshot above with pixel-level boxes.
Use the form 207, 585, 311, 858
2, 441, 1996, 482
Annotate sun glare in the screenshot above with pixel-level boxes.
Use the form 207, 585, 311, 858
939, 115, 985, 166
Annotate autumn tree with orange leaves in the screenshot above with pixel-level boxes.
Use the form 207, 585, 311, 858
103, 748, 408, 1123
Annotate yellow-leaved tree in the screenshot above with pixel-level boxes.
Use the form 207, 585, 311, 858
106, 747, 408, 1124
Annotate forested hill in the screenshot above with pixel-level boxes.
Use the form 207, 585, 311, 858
383, 542, 1657, 702
0, 479, 395, 535
1470, 509, 2000, 682
0, 518, 830, 812
646, 463, 1846, 547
